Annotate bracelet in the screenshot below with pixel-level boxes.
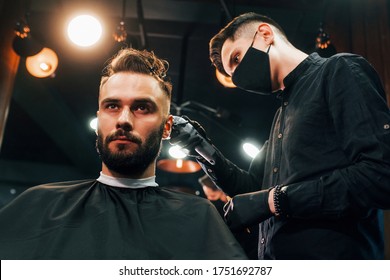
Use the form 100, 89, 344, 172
273, 184, 290, 218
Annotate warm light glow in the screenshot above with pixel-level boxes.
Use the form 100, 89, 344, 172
26, 48, 58, 78
176, 159, 183, 169
215, 69, 236, 88
39, 62, 51, 72
168, 145, 187, 159
67, 15, 102, 47
113, 21, 127, 42
157, 159, 201, 173
243, 142, 260, 159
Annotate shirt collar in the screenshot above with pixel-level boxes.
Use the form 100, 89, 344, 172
283, 52, 324, 89
97, 172, 159, 189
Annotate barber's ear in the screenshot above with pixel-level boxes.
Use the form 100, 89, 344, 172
257, 23, 274, 44
162, 115, 173, 140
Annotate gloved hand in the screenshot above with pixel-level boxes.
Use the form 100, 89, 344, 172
169, 115, 217, 165
224, 190, 272, 231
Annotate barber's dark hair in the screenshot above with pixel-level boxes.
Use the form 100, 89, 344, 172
209, 12, 287, 76
100, 48, 172, 98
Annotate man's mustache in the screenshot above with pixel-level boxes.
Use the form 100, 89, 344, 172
106, 130, 142, 145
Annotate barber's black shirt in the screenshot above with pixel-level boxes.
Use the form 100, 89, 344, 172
205, 53, 390, 259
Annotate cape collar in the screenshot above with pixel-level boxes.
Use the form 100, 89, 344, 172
97, 172, 158, 189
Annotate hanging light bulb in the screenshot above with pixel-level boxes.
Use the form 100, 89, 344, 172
14, 21, 30, 39
315, 27, 331, 49
12, 18, 59, 78
12, 21, 43, 57
113, 20, 127, 42
314, 22, 337, 58
113, 0, 128, 43
26, 48, 58, 78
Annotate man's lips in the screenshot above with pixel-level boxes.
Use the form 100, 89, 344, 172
111, 137, 134, 143
114, 136, 131, 141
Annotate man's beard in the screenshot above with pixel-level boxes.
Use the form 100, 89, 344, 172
96, 122, 165, 177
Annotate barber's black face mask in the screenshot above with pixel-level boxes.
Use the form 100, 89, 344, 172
232, 33, 272, 95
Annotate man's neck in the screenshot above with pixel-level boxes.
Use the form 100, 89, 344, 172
101, 163, 155, 179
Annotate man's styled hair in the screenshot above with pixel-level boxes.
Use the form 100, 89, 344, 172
209, 12, 287, 77
100, 48, 172, 98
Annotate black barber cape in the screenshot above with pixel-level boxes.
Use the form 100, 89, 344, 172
0, 179, 247, 259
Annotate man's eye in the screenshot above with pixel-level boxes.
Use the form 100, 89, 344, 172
133, 104, 150, 113
106, 104, 119, 110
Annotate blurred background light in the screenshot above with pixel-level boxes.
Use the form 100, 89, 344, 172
67, 15, 103, 47
168, 145, 187, 159
243, 142, 260, 159
89, 117, 98, 130
25, 47, 58, 78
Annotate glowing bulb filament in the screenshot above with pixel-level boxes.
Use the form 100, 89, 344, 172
39, 62, 52, 72
176, 159, 183, 169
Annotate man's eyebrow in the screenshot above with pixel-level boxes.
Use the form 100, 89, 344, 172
100, 98, 120, 104
133, 97, 156, 104
133, 98, 159, 111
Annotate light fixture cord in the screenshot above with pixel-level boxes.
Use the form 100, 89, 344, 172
122, 0, 126, 20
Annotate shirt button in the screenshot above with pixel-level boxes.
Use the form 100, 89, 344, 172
277, 133, 283, 139
384, 124, 390, 130
283, 101, 288, 106
260, 238, 265, 244
207, 168, 213, 173
273, 167, 278, 173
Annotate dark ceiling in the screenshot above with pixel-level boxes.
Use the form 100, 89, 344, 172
0, 0, 326, 206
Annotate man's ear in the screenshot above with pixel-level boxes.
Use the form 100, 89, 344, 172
257, 23, 274, 45
95, 111, 99, 136
162, 115, 173, 140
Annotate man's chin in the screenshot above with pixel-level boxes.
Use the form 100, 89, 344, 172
109, 143, 138, 153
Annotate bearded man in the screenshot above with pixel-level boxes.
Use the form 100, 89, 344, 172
0, 48, 247, 260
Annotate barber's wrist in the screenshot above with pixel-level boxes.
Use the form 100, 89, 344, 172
268, 187, 276, 214
269, 185, 290, 218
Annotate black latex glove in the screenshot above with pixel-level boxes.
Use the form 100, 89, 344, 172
224, 190, 273, 232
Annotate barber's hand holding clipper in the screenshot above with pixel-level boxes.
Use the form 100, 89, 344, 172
169, 115, 217, 165
169, 115, 279, 231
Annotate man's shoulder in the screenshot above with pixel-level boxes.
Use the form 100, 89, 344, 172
0, 179, 97, 214
322, 52, 368, 67
24, 179, 96, 196
33, 179, 96, 188
158, 187, 213, 206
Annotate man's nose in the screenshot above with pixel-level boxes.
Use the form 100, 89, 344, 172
116, 107, 133, 130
